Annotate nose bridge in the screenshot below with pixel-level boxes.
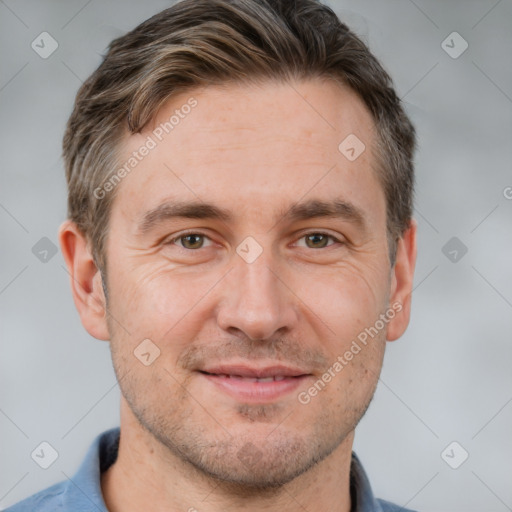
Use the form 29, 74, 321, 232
216, 244, 296, 340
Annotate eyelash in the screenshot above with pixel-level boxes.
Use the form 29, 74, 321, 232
166, 230, 344, 250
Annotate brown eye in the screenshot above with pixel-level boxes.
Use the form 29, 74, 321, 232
167, 232, 213, 250
303, 233, 335, 249
179, 234, 205, 249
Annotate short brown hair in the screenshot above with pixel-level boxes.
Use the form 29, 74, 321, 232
62, 0, 416, 276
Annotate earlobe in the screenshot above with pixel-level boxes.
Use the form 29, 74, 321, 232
386, 218, 417, 342
58, 220, 110, 341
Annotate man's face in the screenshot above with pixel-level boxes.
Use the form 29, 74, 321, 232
101, 79, 404, 487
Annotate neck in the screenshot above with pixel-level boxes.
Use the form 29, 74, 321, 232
101, 399, 354, 512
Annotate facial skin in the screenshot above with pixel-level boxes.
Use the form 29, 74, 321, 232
60, 78, 417, 512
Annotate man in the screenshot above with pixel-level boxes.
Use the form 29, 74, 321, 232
7, 0, 418, 510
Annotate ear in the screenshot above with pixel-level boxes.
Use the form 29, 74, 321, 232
58, 220, 110, 341
386, 218, 417, 341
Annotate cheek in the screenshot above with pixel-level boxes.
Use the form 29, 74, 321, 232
108, 263, 220, 345
290, 261, 389, 342
107, 242, 390, 351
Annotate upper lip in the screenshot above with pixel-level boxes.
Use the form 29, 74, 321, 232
198, 364, 310, 378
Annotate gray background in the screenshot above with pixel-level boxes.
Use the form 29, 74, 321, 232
1, 1, 511, 511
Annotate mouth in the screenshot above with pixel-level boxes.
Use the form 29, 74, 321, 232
197, 364, 312, 402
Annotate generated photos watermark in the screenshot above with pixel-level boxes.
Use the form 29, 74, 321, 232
298, 301, 403, 405
93, 97, 198, 199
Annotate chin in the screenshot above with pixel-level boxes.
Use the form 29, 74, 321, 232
173, 426, 341, 493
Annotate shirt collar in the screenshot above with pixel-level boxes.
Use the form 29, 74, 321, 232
349, 451, 386, 512
60, 427, 118, 511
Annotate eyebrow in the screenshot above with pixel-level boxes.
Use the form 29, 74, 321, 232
137, 201, 232, 235
137, 198, 368, 236
282, 198, 368, 232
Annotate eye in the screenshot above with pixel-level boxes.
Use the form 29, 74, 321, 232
295, 232, 342, 249
165, 231, 343, 251
167, 232, 213, 250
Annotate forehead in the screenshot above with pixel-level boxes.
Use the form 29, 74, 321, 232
111, 78, 384, 231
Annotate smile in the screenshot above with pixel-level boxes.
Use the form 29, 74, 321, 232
197, 364, 312, 402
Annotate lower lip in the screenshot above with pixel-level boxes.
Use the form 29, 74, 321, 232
200, 373, 310, 402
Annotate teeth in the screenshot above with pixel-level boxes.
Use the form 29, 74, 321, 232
229, 375, 257, 382
222, 375, 286, 382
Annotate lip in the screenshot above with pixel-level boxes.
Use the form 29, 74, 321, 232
197, 363, 312, 403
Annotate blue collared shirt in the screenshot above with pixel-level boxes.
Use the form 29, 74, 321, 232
5, 427, 417, 511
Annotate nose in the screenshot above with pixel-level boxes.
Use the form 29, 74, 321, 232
215, 249, 299, 341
